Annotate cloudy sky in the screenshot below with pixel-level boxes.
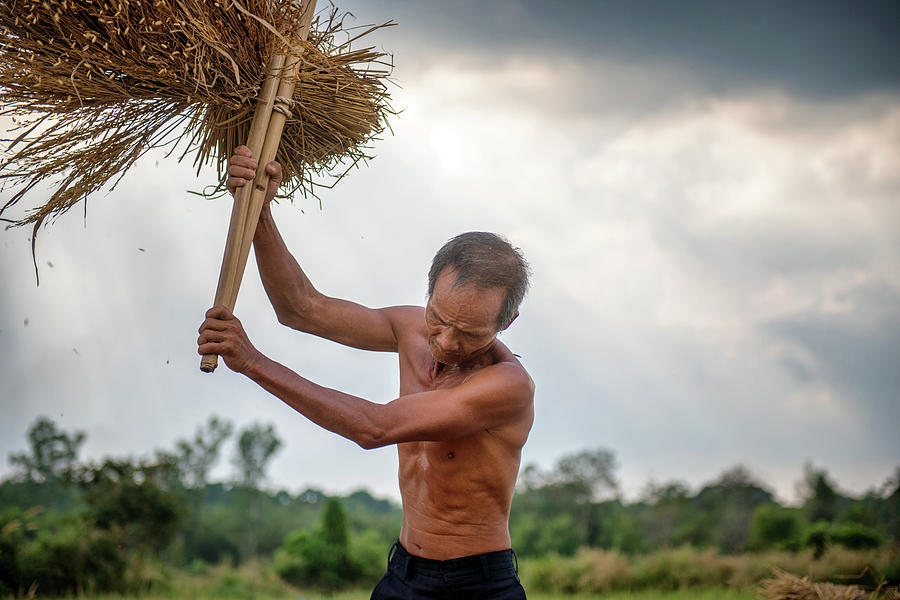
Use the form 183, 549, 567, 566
2, 0, 898, 505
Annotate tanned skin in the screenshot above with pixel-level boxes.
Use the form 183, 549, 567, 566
198, 146, 535, 560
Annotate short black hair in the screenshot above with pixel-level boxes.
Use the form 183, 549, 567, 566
427, 232, 531, 329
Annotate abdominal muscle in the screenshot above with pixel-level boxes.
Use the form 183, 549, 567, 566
396, 432, 522, 560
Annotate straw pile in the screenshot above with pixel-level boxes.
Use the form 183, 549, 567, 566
0, 0, 393, 236
760, 570, 899, 600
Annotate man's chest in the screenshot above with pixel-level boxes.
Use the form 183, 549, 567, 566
397, 338, 473, 395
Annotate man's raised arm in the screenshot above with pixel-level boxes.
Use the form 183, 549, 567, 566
227, 146, 411, 352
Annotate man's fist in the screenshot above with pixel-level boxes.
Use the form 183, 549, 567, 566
226, 145, 283, 205
198, 306, 263, 375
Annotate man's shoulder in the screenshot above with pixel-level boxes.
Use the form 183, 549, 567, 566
384, 305, 426, 337
386, 304, 425, 318
471, 356, 535, 403
491, 342, 534, 387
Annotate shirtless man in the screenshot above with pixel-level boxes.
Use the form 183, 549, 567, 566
197, 147, 534, 599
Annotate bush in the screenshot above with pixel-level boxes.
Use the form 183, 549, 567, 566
274, 499, 364, 590
275, 529, 363, 590
572, 549, 632, 593
3, 513, 126, 596
631, 546, 735, 589
520, 553, 585, 593
804, 521, 832, 559
803, 521, 883, 560
519, 545, 900, 594
830, 522, 883, 550
747, 504, 803, 552
513, 512, 585, 557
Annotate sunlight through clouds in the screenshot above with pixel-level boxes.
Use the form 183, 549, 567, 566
2, 2, 898, 503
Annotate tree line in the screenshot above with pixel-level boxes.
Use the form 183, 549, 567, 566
0, 416, 399, 595
511, 448, 899, 559
1, 417, 898, 594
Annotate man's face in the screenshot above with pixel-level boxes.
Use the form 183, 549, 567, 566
425, 269, 506, 366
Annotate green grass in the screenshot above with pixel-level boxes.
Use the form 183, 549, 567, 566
38, 589, 759, 600
286, 592, 755, 600
267, 591, 757, 600
527, 590, 756, 600
38, 591, 757, 600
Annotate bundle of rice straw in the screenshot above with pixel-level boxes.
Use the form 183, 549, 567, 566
0, 0, 393, 234
0, 0, 394, 371
760, 570, 899, 600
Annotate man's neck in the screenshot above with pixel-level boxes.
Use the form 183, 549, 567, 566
429, 341, 499, 379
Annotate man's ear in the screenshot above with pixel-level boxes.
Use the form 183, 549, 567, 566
501, 311, 519, 331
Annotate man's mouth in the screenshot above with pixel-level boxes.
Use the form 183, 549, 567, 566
430, 341, 464, 364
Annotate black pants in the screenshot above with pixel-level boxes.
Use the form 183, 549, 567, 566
370, 541, 526, 600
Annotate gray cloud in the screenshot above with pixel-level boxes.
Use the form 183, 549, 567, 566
3, 4, 899, 503
765, 279, 900, 450
658, 216, 875, 283
349, 0, 900, 97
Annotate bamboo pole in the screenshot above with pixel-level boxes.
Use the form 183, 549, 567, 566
201, 0, 317, 373
200, 53, 286, 373
227, 54, 302, 309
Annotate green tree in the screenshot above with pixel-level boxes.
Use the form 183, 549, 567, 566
637, 480, 691, 548
321, 496, 350, 547
233, 422, 282, 489
804, 521, 832, 559
0, 509, 126, 596
275, 499, 363, 590
525, 448, 619, 549
232, 422, 282, 560
77, 457, 184, 555
549, 448, 619, 502
801, 463, 841, 523
885, 467, 900, 543
840, 501, 880, 528
830, 522, 883, 550
747, 504, 803, 551
692, 465, 774, 553
8, 417, 85, 483
597, 501, 645, 554
156, 416, 234, 565
176, 416, 233, 489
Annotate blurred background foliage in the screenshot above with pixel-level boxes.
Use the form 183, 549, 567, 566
1, 416, 897, 596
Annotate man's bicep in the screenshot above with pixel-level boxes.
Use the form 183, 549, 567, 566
301, 298, 419, 352
376, 367, 534, 444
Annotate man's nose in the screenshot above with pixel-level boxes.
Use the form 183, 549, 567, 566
436, 329, 460, 351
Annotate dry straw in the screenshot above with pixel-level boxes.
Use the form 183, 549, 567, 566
760, 570, 900, 600
0, 0, 394, 238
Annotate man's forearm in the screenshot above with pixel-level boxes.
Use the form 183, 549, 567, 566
244, 353, 386, 449
252, 206, 318, 329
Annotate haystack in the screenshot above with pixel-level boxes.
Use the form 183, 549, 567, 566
760, 570, 899, 600
0, 0, 394, 371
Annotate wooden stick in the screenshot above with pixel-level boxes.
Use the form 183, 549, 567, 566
201, 0, 317, 373
226, 1, 317, 310
227, 56, 302, 309
201, 53, 286, 373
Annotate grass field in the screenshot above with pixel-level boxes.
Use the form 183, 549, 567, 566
41, 591, 757, 600
32, 545, 900, 599
296, 589, 757, 600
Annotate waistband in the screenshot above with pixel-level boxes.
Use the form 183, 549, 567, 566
388, 541, 518, 581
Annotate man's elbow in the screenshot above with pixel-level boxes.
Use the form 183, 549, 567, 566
275, 291, 324, 332
275, 309, 304, 330
274, 300, 315, 332
355, 435, 387, 451
354, 424, 391, 450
